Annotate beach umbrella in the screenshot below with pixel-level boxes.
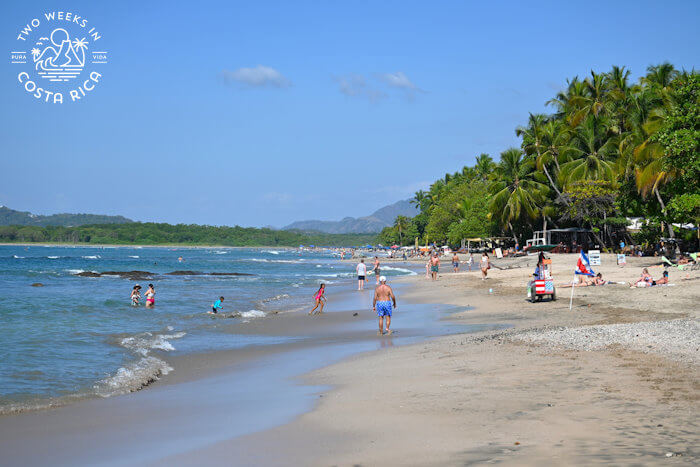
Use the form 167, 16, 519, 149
391, 245, 399, 249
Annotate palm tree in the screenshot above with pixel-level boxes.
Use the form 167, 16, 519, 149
474, 153, 494, 180
558, 116, 619, 188
411, 190, 427, 212
489, 148, 550, 242
643, 63, 678, 89
568, 71, 611, 127
516, 113, 564, 200
394, 216, 409, 245
547, 77, 587, 120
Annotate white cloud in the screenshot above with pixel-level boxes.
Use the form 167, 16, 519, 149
333, 73, 386, 102
377, 72, 417, 90
222, 65, 290, 88
334, 71, 423, 101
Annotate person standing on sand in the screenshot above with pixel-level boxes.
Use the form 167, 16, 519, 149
467, 252, 474, 272
356, 259, 367, 290
145, 284, 155, 307
480, 252, 490, 280
373, 256, 381, 284
309, 283, 326, 315
430, 253, 440, 280
373, 276, 396, 336
452, 253, 460, 273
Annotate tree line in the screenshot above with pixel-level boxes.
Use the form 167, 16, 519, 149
379, 63, 699, 251
0, 223, 377, 247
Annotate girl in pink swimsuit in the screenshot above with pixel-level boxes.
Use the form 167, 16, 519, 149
309, 283, 326, 315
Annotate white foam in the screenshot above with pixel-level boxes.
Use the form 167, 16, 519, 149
239, 309, 266, 319
66, 269, 86, 274
119, 331, 186, 356
47, 256, 60, 259
382, 266, 417, 276
214, 250, 228, 255
261, 293, 290, 303
263, 250, 281, 255
82, 255, 100, 259
128, 255, 139, 258
95, 356, 173, 397
13, 255, 24, 259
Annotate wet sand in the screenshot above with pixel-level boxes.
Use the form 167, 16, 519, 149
0, 274, 500, 466
165, 253, 699, 465
2, 253, 698, 465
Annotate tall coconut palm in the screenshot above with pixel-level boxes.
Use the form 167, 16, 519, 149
489, 148, 550, 242
474, 153, 494, 180
568, 71, 611, 127
516, 113, 564, 200
394, 215, 410, 245
411, 190, 427, 212
547, 77, 587, 120
558, 116, 619, 188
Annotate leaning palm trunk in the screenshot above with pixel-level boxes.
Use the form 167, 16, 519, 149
654, 187, 675, 238
508, 222, 518, 244
542, 164, 565, 202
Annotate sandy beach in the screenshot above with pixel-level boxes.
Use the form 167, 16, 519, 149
1, 252, 698, 465
165, 253, 699, 465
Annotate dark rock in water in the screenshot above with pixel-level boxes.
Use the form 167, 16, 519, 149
74, 271, 154, 280
101, 271, 155, 280
76, 271, 102, 277
31, 282, 44, 287
353, 312, 359, 316
166, 270, 204, 276
209, 272, 255, 276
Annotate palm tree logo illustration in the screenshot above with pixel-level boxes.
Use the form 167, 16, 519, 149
32, 28, 88, 81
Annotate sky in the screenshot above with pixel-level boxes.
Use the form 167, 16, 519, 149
1, 0, 698, 227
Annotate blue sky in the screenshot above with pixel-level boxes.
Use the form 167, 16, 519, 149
1, 0, 698, 227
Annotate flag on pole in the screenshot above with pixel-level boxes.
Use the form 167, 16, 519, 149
575, 251, 595, 276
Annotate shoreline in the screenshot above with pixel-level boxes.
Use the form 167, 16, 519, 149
167, 254, 699, 465
1, 253, 697, 464
0, 266, 491, 465
1, 242, 304, 249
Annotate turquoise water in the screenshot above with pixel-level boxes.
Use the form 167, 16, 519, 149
0, 245, 414, 413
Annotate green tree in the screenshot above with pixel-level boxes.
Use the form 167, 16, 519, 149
489, 148, 549, 242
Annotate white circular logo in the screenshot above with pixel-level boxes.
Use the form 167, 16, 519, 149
10, 11, 108, 104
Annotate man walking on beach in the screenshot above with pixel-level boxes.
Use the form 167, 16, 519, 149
373, 276, 396, 335
373, 256, 381, 284
356, 259, 367, 290
430, 253, 440, 280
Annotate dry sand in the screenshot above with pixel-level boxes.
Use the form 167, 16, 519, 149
166, 253, 699, 465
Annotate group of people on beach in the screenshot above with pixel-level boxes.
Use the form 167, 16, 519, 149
308, 257, 398, 335
424, 251, 491, 281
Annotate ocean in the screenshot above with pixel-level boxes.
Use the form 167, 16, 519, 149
0, 245, 415, 413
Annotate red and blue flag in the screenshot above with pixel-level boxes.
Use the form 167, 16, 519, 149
575, 251, 595, 276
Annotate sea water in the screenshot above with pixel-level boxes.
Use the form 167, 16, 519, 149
0, 245, 413, 413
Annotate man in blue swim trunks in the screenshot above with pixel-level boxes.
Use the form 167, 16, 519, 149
372, 276, 397, 335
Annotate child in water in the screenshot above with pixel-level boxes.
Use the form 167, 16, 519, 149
130, 285, 141, 306
209, 296, 224, 314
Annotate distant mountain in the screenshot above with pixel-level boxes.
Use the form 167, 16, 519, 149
283, 199, 418, 234
0, 206, 133, 227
